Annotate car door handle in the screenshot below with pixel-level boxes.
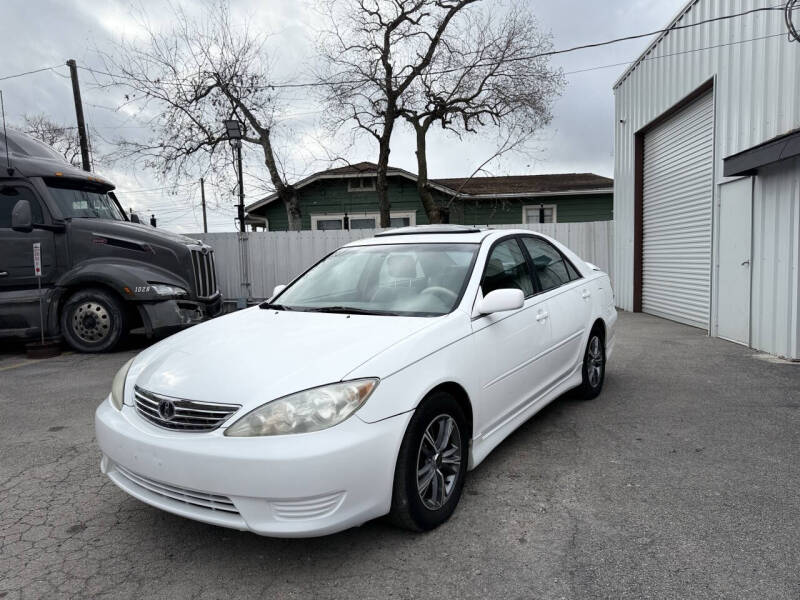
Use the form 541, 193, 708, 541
0, 271, 8, 277
581, 290, 591, 299
741, 260, 750, 266
535, 311, 549, 322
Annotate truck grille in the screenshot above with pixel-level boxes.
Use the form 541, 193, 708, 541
134, 386, 239, 432
191, 248, 218, 298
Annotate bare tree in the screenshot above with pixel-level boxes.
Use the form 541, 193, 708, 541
19, 114, 83, 167
318, 0, 479, 227
98, 2, 304, 229
401, 2, 564, 223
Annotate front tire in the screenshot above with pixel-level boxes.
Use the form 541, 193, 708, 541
60, 288, 126, 353
389, 391, 468, 532
576, 330, 606, 400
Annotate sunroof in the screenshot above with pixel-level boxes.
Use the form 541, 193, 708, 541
374, 225, 483, 237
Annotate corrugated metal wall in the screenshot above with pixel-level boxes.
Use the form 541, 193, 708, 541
613, 0, 800, 312
751, 158, 800, 359
195, 221, 614, 301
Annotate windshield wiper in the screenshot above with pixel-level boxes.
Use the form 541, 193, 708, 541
259, 302, 290, 310
302, 306, 394, 316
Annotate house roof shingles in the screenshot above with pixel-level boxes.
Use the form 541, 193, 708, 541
322, 162, 612, 195
433, 173, 613, 196
246, 161, 612, 212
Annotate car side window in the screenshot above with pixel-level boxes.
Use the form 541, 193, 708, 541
0, 186, 44, 228
481, 239, 534, 297
565, 258, 582, 281
521, 237, 577, 292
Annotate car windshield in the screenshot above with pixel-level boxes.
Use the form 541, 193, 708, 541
45, 181, 125, 220
270, 243, 479, 316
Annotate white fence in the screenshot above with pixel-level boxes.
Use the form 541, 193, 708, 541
194, 222, 614, 302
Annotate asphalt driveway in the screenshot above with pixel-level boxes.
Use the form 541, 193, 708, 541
1, 312, 798, 599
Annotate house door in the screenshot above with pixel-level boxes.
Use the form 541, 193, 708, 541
716, 178, 752, 345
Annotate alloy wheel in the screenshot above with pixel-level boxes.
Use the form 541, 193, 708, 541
416, 414, 462, 510
587, 335, 604, 388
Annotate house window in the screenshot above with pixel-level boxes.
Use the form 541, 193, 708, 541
311, 211, 416, 231
315, 218, 343, 231
389, 216, 411, 228
522, 204, 557, 224
350, 217, 377, 229
347, 177, 376, 192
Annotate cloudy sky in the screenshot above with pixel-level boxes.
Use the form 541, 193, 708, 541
0, 0, 684, 232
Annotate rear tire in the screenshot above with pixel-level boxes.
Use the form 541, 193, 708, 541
389, 391, 468, 532
60, 288, 126, 353
576, 330, 605, 400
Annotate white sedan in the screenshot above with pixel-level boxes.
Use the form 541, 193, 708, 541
95, 226, 616, 537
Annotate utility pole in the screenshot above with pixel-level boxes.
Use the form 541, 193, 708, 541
200, 177, 208, 233
66, 59, 91, 172
236, 143, 245, 233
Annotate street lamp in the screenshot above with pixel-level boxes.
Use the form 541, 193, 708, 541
224, 119, 245, 232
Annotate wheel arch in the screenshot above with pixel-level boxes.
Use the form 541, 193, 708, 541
420, 381, 473, 442
590, 317, 606, 341
56, 282, 141, 337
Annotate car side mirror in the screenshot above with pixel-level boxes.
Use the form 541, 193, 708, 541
475, 288, 524, 316
271, 284, 287, 299
11, 199, 33, 232
130, 213, 141, 224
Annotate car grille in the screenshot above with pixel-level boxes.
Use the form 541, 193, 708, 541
191, 248, 218, 298
134, 386, 239, 432
115, 464, 239, 514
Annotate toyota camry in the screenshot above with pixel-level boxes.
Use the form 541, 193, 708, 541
95, 225, 617, 537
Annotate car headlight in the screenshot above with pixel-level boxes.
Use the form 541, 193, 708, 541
149, 283, 188, 297
225, 379, 379, 437
110, 358, 135, 410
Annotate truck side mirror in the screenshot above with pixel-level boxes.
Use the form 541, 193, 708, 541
11, 199, 33, 232
130, 213, 141, 224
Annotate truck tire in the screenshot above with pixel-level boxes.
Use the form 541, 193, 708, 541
60, 288, 126, 353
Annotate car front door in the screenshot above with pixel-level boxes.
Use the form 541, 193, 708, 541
469, 237, 552, 438
0, 184, 57, 333
520, 235, 590, 384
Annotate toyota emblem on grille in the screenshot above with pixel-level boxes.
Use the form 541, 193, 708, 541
158, 399, 176, 421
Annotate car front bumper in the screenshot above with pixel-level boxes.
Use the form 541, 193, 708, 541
95, 398, 412, 537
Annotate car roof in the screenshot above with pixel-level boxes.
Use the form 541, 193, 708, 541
345, 226, 541, 247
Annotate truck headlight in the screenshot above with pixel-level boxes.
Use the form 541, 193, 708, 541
149, 284, 188, 297
110, 358, 135, 410
225, 379, 378, 437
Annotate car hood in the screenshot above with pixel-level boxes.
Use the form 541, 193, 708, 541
130, 307, 440, 412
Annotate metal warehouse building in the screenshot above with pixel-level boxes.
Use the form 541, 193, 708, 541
613, 0, 800, 359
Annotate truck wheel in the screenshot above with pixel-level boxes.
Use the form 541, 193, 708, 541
60, 288, 126, 353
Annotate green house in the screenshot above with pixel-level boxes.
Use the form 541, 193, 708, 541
244, 162, 613, 231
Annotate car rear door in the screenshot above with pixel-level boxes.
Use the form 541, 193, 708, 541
469, 237, 553, 436
520, 235, 590, 384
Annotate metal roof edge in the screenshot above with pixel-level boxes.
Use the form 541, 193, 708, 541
613, 0, 702, 90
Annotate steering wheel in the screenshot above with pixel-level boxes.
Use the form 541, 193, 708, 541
420, 286, 458, 304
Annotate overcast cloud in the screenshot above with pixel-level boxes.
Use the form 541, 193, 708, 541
0, 0, 684, 232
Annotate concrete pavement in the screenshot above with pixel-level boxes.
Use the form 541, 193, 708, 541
1, 312, 798, 599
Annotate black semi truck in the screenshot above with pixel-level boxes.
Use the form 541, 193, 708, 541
0, 129, 221, 352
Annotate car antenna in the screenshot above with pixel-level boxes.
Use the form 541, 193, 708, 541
0, 90, 12, 176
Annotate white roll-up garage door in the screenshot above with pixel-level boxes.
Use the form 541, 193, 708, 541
642, 91, 714, 329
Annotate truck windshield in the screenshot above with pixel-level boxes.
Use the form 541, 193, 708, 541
45, 182, 125, 221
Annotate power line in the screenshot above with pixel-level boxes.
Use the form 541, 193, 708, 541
563, 32, 786, 76
1, 3, 788, 91
0, 64, 66, 82
75, 4, 787, 91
